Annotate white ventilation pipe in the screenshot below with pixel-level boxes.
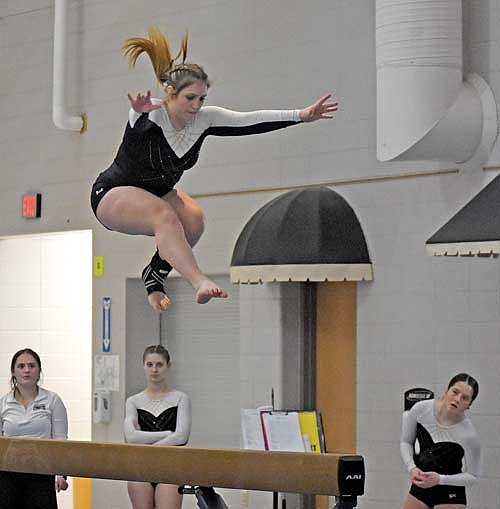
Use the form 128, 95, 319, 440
53, 0, 86, 132
376, 0, 497, 163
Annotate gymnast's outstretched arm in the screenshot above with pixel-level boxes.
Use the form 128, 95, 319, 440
202, 94, 337, 135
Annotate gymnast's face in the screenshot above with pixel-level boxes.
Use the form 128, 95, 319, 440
13, 353, 40, 389
444, 382, 474, 414
143, 353, 170, 384
167, 80, 207, 127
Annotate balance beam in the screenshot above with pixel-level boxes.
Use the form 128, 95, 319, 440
0, 437, 359, 496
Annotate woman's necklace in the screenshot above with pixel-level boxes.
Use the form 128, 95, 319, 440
163, 108, 192, 152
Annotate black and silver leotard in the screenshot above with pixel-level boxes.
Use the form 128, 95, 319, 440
124, 389, 191, 446
400, 399, 481, 486
91, 101, 302, 214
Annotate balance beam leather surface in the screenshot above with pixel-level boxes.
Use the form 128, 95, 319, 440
0, 437, 345, 495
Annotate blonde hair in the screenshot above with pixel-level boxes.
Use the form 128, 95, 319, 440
122, 26, 209, 94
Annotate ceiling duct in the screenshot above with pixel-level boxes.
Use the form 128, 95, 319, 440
376, 0, 497, 163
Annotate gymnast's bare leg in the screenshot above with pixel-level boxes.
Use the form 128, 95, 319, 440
95, 186, 227, 311
155, 483, 183, 509
127, 481, 155, 509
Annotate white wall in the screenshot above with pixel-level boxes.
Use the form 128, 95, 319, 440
1, 1, 500, 509
0, 230, 92, 509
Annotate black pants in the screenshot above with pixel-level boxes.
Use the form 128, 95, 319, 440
0, 471, 57, 509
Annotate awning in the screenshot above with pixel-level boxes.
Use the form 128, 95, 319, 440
426, 173, 500, 256
230, 187, 373, 283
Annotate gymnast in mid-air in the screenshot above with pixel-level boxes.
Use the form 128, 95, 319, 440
91, 26, 338, 311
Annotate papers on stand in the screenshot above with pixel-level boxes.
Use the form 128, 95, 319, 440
241, 407, 269, 450
261, 412, 305, 452
241, 407, 325, 453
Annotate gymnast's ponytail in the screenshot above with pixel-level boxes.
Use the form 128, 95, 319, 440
123, 26, 188, 84
123, 26, 208, 95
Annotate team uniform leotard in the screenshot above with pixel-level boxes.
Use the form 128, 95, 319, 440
91, 101, 302, 295
400, 399, 481, 507
91, 101, 302, 217
124, 389, 191, 489
124, 389, 191, 446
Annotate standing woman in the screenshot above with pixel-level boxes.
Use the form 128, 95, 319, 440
0, 348, 69, 509
91, 26, 338, 312
124, 345, 191, 509
400, 373, 481, 509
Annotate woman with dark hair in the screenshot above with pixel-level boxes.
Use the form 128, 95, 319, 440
124, 345, 191, 509
400, 373, 481, 509
91, 26, 338, 312
0, 348, 69, 509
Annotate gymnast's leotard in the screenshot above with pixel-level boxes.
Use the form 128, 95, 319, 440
124, 389, 191, 446
400, 399, 481, 507
91, 101, 302, 217
124, 389, 191, 489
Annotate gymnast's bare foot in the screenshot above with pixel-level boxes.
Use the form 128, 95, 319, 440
195, 279, 228, 304
148, 291, 170, 312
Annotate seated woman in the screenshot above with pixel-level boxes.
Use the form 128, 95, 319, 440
124, 345, 191, 509
400, 373, 481, 509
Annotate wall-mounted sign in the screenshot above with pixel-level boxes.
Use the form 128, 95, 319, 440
93, 256, 104, 277
94, 354, 119, 392
102, 297, 111, 352
22, 193, 41, 218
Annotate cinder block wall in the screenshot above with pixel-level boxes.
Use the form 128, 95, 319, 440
1, 2, 499, 508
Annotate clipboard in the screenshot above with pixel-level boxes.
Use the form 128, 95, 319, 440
240, 407, 327, 509
259, 409, 326, 453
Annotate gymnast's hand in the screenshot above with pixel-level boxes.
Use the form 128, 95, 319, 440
55, 476, 69, 492
299, 94, 338, 122
127, 90, 162, 113
411, 468, 440, 489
